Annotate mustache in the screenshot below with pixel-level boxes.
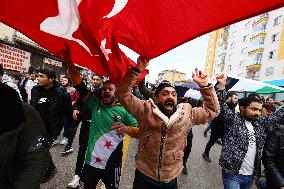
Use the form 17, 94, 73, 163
164, 99, 174, 106
102, 93, 111, 97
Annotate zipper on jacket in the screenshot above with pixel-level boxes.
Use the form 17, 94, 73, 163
157, 124, 167, 181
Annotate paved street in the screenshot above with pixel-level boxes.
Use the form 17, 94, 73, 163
41, 124, 225, 189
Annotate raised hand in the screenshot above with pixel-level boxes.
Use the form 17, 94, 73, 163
215, 72, 227, 90
192, 68, 208, 87
136, 56, 150, 71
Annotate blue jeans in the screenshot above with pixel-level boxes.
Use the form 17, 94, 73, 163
222, 170, 254, 189
204, 122, 212, 133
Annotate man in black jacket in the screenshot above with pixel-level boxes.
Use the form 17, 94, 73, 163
202, 92, 238, 162
0, 83, 50, 189
262, 125, 284, 189
31, 67, 73, 181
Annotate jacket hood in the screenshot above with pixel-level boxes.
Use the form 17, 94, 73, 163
0, 83, 25, 134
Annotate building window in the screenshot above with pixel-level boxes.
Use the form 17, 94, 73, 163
228, 65, 232, 71
241, 47, 247, 55
245, 21, 251, 27
251, 71, 260, 80
239, 60, 245, 67
268, 50, 276, 59
230, 42, 235, 49
249, 53, 262, 64
228, 54, 233, 61
253, 22, 267, 32
272, 33, 279, 42
265, 67, 274, 76
274, 15, 282, 26
255, 71, 260, 77
252, 37, 265, 46
243, 35, 248, 42
220, 56, 225, 64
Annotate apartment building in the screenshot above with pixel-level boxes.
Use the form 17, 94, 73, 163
205, 7, 284, 86
156, 69, 186, 84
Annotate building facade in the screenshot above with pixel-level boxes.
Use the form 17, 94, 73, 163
204, 27, 230, 80
156, 69, 186, 84
205, 7, 284, 85
0, 22, 67, 75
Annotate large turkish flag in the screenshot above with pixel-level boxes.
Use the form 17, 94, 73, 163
1, 0, 283, 82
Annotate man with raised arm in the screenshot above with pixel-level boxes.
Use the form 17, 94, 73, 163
115, 57, 220, 189
216, 73, 284, 189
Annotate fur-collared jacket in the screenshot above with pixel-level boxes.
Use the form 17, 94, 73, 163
115, 68, 220, 182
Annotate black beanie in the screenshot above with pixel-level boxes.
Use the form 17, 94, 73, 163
155, 80, 175, 96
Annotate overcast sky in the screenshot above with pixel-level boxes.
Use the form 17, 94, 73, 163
120, 34, 209, 83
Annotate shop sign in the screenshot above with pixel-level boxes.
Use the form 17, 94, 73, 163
44, 57, 62, 67
0, 43, 31, 72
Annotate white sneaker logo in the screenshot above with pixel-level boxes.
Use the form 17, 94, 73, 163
38, 98, 48, 104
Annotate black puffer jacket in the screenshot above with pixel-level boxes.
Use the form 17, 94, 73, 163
262, 125, 284, 189
31, 81, 73, 140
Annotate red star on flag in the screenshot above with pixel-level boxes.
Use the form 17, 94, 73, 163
95, 157, 102, 164
104, 141, 113, 149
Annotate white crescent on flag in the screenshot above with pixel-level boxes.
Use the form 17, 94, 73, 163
40, 0, 92, 55
104, 0, 129, 18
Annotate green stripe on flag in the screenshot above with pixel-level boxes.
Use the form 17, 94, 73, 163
254, 86, 284, 94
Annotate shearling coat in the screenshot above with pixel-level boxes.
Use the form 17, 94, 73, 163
115, 69, 220, 182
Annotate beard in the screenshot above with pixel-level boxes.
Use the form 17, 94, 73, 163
244, 112, 258, 122
101, 93, 115, 105
157, 99, 177, 118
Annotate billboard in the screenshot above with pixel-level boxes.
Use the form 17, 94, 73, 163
0, 43, 31, 72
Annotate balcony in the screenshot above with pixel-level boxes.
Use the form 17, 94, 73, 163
217, 62, 225, 69
246, 72, 260, 81
246, 62, 261, 71
248, 44, 264, 55
220, 31, 229, 38
250, 30, 267, 40
218, 52, 226, 57
252, 13, 269, 27
251, 76, 260, 81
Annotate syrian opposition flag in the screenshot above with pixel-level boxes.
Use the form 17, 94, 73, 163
1, 0, 284, 82
223, 75, 284, 94
182, 75, 284, 100
87, 130, 124, 169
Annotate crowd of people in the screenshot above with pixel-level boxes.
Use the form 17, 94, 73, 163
0, 55, 284, 189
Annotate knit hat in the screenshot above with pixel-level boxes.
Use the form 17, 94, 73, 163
155, 80, 175, 96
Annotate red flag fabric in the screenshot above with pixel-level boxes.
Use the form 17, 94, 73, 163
0, 0, 148, 83
1, 0, 283, 82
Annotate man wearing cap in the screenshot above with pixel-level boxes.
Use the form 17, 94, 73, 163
115, 57, 220, 189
